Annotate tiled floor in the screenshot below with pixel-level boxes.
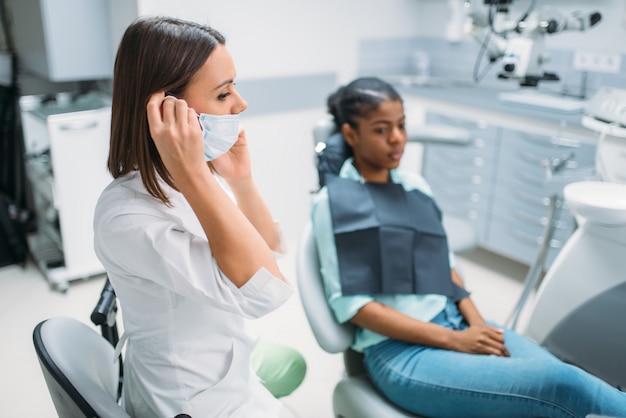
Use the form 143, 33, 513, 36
0, 243, 528, 418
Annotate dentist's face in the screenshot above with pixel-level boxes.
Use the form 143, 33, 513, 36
182, 44, 248, 116
343, 99, 407, 183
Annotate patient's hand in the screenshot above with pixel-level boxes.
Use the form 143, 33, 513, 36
451, 324, 510, 357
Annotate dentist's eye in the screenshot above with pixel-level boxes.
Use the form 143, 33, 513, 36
218, 92, 231, 101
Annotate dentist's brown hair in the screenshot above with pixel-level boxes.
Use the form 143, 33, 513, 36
108, 16, 225, 204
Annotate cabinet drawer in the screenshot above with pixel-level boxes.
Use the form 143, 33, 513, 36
437, 202, 488, 242
483, 218, 566, 267
437, 200, 488, 222
428, 178, 489, 208
499, 129, 596, 175
425, 148, 497, 173
425, 112, 496, 139
492, 184, 572, 221
490, 206, 574, 243
425, 165, 492, 189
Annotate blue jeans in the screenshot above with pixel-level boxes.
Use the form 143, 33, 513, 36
364, 302, 626, 418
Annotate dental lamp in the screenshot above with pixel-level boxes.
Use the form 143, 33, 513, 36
464, 0, 602, 87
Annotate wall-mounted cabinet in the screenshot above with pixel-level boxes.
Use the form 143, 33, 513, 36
11, 0, 113, 82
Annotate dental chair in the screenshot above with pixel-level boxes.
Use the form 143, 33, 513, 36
297, 221, 418, 418
33, 316, 130, 418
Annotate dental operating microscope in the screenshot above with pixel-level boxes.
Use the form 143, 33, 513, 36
464, 0, 602, 87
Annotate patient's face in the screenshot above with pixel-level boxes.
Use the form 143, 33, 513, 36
349, 99, 406, 183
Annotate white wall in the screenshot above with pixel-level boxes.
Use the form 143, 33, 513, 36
106, 0, 428, 241
105, 0, 626, 242
133, 0, 422, 84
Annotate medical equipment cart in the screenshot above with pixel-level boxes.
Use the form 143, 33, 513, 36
20, 92, 112, 292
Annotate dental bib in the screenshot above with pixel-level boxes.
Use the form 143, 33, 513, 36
326, 176, 469, 300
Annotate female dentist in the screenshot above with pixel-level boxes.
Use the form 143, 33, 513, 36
94, 16, 304, 417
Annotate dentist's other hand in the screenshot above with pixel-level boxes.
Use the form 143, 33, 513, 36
210, 126, 252, 181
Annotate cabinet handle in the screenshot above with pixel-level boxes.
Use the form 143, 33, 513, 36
510, 208, 567, 230
550, 136, 581, 148
58, 121, 99, 131
516, 131, 580, 149
511, 189, 550, 207
510, 227, 563, 249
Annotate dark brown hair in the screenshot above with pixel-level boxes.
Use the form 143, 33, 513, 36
325, 77, 403, 160
108, 16, 225, 204
327, 77, 403, 133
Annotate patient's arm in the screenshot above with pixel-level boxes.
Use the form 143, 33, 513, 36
350, 301, 458, 348
349, 288, 509, 357
451, 268, 485, 327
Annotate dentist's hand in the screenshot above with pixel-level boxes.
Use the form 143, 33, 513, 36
451, 324, 510, 357
209, 126, 252, 181
146, 92, 206, 181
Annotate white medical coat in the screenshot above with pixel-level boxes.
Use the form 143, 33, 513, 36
93, 171, 293, 418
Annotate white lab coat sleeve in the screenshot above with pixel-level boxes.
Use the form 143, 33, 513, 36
95, 206, 292, 318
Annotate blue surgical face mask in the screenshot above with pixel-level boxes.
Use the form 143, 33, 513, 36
198, 113, 240, 161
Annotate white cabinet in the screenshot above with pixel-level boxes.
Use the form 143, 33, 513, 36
485, 128, 596, 266
21, 93, 112, 291
10, 0, 113, 82
421, 113, 499, 244
421, 109, 596, 268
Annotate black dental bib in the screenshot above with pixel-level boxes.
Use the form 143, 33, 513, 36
326, 176, 469, 300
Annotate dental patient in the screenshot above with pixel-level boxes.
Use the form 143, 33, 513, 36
310, 76, 626, 418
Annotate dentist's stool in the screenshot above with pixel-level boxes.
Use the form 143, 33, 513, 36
33, 316, 130, 418
297, 221, 420, 418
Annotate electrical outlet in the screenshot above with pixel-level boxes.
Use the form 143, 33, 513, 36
573, 50, 622, 74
